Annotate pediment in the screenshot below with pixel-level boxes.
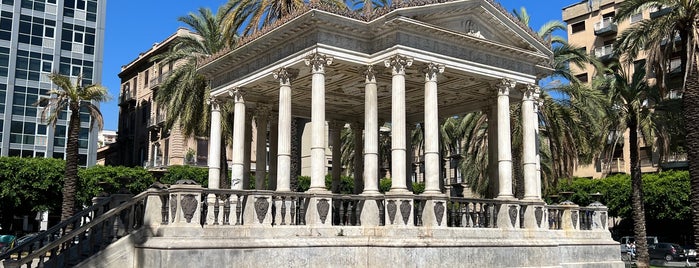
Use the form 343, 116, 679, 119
387, 0, 551, 57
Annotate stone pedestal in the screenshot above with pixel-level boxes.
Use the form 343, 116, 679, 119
384, 194, 414, 227
420, 195, 448, 227
143, 188, 165, 227
305, 195, 333, 226
168, 183, 203, 227
243, 194, 273, 225
359, 195, 383, 227
521, 202, 547, 229
496, 202, 520, 229
560, 202, 580, 230
588, 201, 609, 230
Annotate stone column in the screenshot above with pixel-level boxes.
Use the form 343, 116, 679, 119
329, 120, 343, 193
362, 65, 380, 195
496, 79, 515, 199
351, 122, 364, 194
385, 55, 412, 193
255, 105, 270, 190
522, 84, 539, 200
229, 89, 246, 190
422, 63, 445, 195
406, 123, 416, 192
272, 68, 298, 192
305, 52, 333, 193
207, 97, 222, 189
268, 113, 279, 190
535, 93, 543, 199
243, 110, 253, 189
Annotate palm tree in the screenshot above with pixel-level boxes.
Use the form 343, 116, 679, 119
600, 62, 658, 267
223, 0, 347, 36
153, 6, 237, 188
614, 0, 699, 251
37, 73, 109, 221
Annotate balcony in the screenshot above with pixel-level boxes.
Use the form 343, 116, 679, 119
601, 158, 626, 174
594, 17, 617, 36
660, 152, 688, 170
650, 7, 672, 19
119, 90, 136, 105
148, 71, 171, 89
594, 44, 615, 63
148, 113, 166, 129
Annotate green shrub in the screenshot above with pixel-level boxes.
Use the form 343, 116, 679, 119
77, 165, 155, 205
160, 165, 208, 186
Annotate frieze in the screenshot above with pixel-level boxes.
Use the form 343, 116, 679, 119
387, 200, 397, 224
255, 197, 269, 223
400, 200, 411, 225
434, 201, 445, 226
508, 205, 518, 228
317, 198, 330, 224
181, 194, 198, 223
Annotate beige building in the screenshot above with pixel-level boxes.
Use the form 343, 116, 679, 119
117, 28, 214, 170
563, 0, 685, 178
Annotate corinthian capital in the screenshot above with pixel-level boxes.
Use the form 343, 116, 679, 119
495, 78, 516, 96
272, 68, 299, 85
521, 84, 540, 100
364, 65, 376, 83
228, 88, 246, 103
384, 55, 413, 75
422, 63, 445, 81
304, 52, 333, 73
207, 96, 221, 111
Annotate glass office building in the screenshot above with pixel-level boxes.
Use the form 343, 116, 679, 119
0, 0, 105, 166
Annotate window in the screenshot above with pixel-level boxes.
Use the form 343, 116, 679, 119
602, 12, 615, 19
571, 21, 586, 33
575, 73, 589, 83
0, 11, 12, 41
630, 13, 643, 24
17, 15, 56, 46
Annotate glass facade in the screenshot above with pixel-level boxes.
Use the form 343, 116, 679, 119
0, 0, 105, 166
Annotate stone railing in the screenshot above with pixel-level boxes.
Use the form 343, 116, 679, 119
1, 192, 147, 268
143, 181, 609, 232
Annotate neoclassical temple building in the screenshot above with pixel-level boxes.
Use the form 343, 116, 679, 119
3, 1, 621, 267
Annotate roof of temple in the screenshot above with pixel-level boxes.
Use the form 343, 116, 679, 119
198, 0, 552, 68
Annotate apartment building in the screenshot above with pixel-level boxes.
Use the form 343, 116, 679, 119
563, 0, 685, 178
0, 0, 105, 166
117, 28, 207, 169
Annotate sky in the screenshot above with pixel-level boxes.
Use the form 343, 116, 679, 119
101, 0, 571, 131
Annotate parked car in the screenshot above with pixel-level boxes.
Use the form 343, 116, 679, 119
0, 234, 16, 254
649, 242, 686, 261
684, 245, 697, 261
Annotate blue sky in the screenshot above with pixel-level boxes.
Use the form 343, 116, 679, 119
101, 0, 570, 131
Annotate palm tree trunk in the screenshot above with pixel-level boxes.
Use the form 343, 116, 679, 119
684, 57, 699, 255
629, 114, 649, 267
61, 103, 81, 222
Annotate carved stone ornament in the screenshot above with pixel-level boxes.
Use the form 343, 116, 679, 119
601, 212, 607, 229
304, 52, 333, 73
181, 194, 198, 223
535, 207, 543, 228
255, 197, 269, 223
434, 201, 445, 226
400, 200, 411, 225
496, 78, 516, 96
228, 88, 246, 103
423, 62, 445, 82
272, 67, 299, 85
521, 84, 539, 100
384, 55, 413, 75
170, 194, 177, 223
317, 198, 330, 224
508, 205, 518, 227
207, 97, 221, 111
364, 65, 376, 83
571, 210, 579, 229
387, 200, 397, 224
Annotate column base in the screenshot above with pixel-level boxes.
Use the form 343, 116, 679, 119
305, 196, 333, 226
421, 197, 449, 228
521, 202, 547, 229
384, 193, 414, 227
496, 203, 520, 229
